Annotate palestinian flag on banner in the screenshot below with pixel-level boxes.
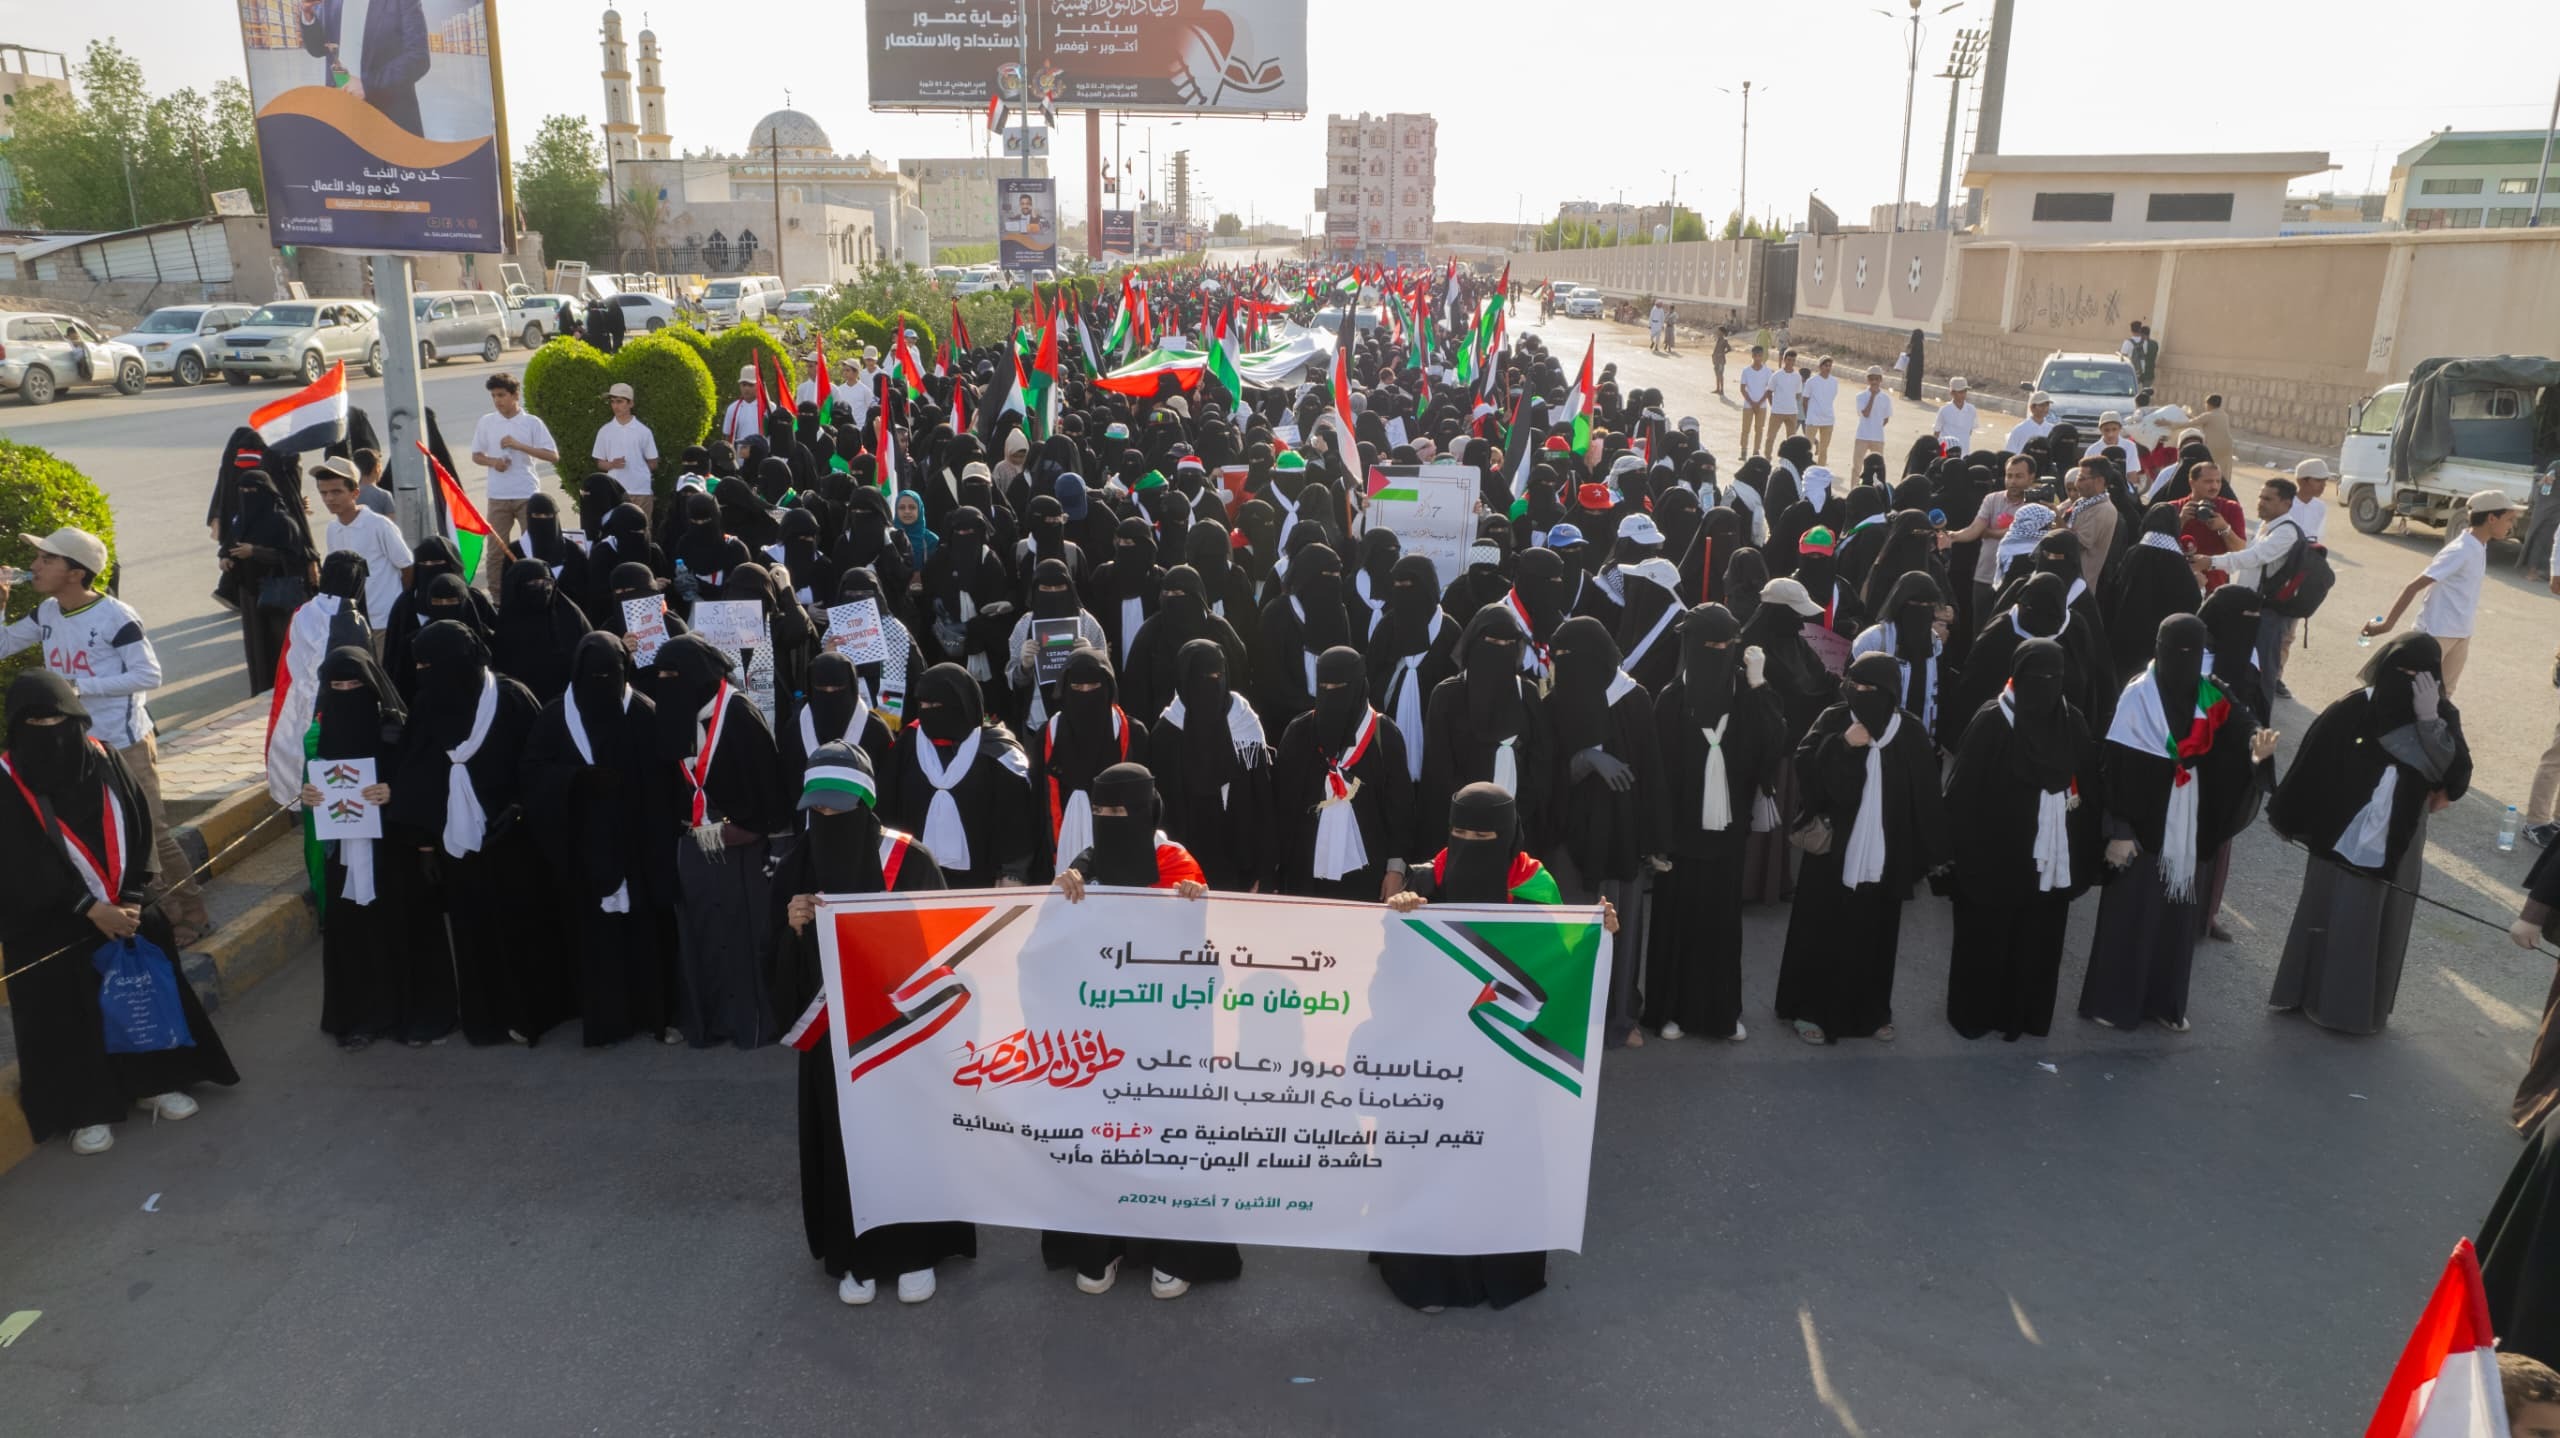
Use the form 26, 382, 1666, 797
785, 895, 1036, 1073
2363, 1239, 2506, 1438
1205, 305, 1245, 406
1092, 347, 1208, 397
894, 323, 928, 400
423, 441, 494, 583
1561, 337, 1597, 455
1402, 901, 1598, 1096
249, 360, 349, 454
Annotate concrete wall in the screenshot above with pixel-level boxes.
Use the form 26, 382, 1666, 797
1796, 229, 1956, 335
1505, 239, 1768, 323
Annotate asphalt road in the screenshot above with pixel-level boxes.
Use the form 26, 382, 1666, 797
4, 356, 525, 730
3, 312, 2557, 1435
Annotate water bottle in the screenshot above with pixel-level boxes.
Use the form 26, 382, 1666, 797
2501, 805, 2520, 853
2360, 616, 2380, 649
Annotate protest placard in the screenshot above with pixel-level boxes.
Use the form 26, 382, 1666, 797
1361, 463, 1480, 593
306, 756, 381, 840
622, 598, 670, 666
689, 600, 766, 653
824, 599, 889, 663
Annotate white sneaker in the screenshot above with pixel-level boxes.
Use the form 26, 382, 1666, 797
71, 1125, 113, 1155
838, 1274, 876, 1306
1659, 1022, 1684, 1040
1149, 1269, 1190, 1300
896, 1269, 937, 1304
137, 1092, 198, 1121
1075, 1257, 1120, 1295
1729, 1020, 1748, 1042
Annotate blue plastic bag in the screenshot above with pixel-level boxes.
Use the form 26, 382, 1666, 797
92, 936, 195, 1055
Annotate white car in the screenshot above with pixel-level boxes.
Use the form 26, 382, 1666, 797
776, 285, 833, 320
115, 305, 257, 386
507, 293, 583, 348
2032, 352, 2143, 434
1563, 286, 1603, 319
591, 291, 681, 334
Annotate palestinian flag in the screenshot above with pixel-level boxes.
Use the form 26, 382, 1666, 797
948, 299, 972, 357
1402, 899, 1599, 1097
249, 360, 349, 454
2364, 1239, 2506, 1438
423, 441, 494, 584
1000, 347, 1030, 424
1134, 284, 1155, 352
894, 323, 928, 400
1205, 305, 1245, 407
1561, 337, 1596, 455
1027, 315, 1059, 441
1321, 303, 1358, 457
1105, 272, 1138, 357
813, 336, 834, 419
1092, 347, 1208, 397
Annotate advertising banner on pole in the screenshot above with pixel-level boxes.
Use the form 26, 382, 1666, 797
234, 0, 507, 254
814, 888, 1609, 1254
1100, 209, 1137, 255
866, 1, 1308, 115
998, 177, 1059, 271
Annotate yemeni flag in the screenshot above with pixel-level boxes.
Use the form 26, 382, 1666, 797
423, 441, 494, 583
1205, 305, 1245, 407
1561, 337, 1597, 455
813, 336, 834, 419
249, 360, 349, 454
984, 91, 1010, 140
2364, 1239, 2508, 1438
894, 322, 929, 400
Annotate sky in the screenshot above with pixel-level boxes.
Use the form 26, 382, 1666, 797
13, 1, 2559, 234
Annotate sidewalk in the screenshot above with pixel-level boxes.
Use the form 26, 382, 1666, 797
0, 695, 311, 1179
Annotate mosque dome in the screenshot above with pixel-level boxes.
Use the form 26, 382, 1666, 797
747, 109, 832, 158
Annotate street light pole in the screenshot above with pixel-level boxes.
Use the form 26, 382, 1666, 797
1894, 0, 1919, 232
1932, 29, 1986, 233
2532, 66, 2560, 228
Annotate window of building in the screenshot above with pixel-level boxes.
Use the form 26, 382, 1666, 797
2444, 208, 2484, 229
2488, 207, 2536, 228
2419, 177, 2484, 195
2146, 191, 2235, 222
2031, 191, 2115, 222
2500, 177, 2538, 194
738, 229, 759, 257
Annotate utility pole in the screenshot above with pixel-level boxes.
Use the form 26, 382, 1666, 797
769, 118, 785, 290
119, 143, 140, 228
2533, 67, 2560, 227
1932, 28, 1987, 232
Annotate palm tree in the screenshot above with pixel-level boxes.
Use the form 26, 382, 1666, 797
620, 186, 667, 275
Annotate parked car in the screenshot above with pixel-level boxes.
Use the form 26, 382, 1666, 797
413, 290, 509, 365
2339, 356, 2560, 535
591, 290, 680, 334
777, 285, 833, 320
701, 274, 783, 328
113, 304, 257, 386
2030, 351, 2143, 433
1563, 286, 1603, 319
507, 293, 582, 348
218, 300, 383, 385
1, 312, 147, 404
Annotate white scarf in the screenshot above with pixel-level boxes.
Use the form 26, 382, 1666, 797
1492, 734, 1519, 796
913, 726, 982, 870
1697, 712, 1733, 831
799, 684, 871, 761
1117, 594, 1145, 664
1290, 596, 1325, 697
563, 682, 634, 913
439, 671, 500, 859
1379, 612, 1443, 782
2337, 697, 2399, 869
1621, 598, 1680, 676
2104, 665, 2210, 901
1839, 712, 1902, 888
1353, 570, 1386, 640
1998, 691, 2073, 892
1311, 708, 1379, 882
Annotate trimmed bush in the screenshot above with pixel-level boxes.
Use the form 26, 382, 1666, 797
612, 332, 717, 494
0, 439, 117, 745
522, 336, 613, 486
836, 310, 892, 359
659, 323, 714, 366
705, 323, 797, 397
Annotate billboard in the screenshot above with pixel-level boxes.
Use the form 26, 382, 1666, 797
1100, 209, 1136, 254
235, 0, 506, 254
999, 177, 1059, 271
867, 1, 1308, 115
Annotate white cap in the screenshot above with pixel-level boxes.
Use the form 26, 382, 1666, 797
1626, 556, 1682, 595
739, 365, 759, 383
1949, 376, 1969, 391
1616, 513, 1664, 546
2029, 391, 2052, 406
607, 382, 635, 401
2098, 410, 2123, 426
19, 527, 110, 579
1757, 577, 1823, 617
2293, 458, 2332, 481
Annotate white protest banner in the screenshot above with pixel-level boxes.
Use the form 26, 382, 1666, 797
1361, 463, 1479, 595
689, 600, 765, 653
622, 598, 670, 666
815, 888, 1608, 1254
1385, 416, 1409, 449
306, 756, 381, 839
824, 599, 889, 663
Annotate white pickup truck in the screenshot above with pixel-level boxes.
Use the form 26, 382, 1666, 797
2339, 356, 2559, 535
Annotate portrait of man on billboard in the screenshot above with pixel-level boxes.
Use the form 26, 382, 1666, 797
298, 0, 434, 137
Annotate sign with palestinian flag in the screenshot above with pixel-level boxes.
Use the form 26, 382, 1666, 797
815, 889, 1609, 1253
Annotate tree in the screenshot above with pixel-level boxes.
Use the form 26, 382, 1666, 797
517, 115, 610, 266
1212, 211, 1243, 238
620, 186, 667, 274
0, 40, 262, 230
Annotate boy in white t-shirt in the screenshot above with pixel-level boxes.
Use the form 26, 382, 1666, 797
590, 383, 661, 519
468, 371, 559, 589
315, 457, 413, 631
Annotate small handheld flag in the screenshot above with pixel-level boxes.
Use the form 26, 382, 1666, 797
249, 361, 349, 455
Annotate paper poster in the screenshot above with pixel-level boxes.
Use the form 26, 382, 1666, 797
1275, 421, 1301, 445
1385, 416, 1410, 449
1034, 618, 1083, 685
814, 889, 1609, 1253
689, 600, 766, 653
307, 756, 381, 840
825, 599, 889, 663
623, 598, 670, 666
1219, 464, 1253, 517
1360, 463, 1479, 596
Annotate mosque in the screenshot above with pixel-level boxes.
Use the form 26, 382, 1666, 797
598, 9, 930, 282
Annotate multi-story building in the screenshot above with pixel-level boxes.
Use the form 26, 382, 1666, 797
0, 44, 72, 227
2388, 130, 2559, 231
901, 156, 1046, 254
1324, 112, 1435, 260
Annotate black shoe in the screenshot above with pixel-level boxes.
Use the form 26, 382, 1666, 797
2527, 823, 2560, 850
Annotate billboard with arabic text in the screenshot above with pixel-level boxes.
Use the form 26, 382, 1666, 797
867, 0, 1308, 116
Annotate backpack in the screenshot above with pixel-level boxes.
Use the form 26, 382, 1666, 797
2263, 521, 2334, 617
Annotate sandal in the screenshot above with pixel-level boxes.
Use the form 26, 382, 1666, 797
1873, 1024, 1897, 1043
1792, 1019, 1827, 1046
169, 924, 207, 950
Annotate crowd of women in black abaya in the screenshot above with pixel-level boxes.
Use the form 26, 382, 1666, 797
170, 272, 2470, 1313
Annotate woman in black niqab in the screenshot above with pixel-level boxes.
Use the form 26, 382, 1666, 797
490, 557, 593, 704
1148, 637, 1275, 890
309, 643, 454, 1046
2103, 503, 2202, 688
226, 470, 315, 695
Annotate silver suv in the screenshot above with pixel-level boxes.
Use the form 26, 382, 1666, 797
0, 312, 147, 405
114, 304, 257, 386
414, 290, 509, 365
218, 300, 385, 385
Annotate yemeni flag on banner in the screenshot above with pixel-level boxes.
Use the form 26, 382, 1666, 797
423, 441, 494, 582
1205, 305, 1245, 406
249, 360, 349, 454
2363, 1239, 2507, 1438
1561, 337, 1596, 455
1403, 904, 1600, 1096
894, 323, 928, 400
813, 336, 834, 418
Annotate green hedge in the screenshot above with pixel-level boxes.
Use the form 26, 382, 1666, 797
886, 310, 937, 365
523, 332, 714, 494
835, 310, 891, 358
705, 323, 797, 396
0, 439, 117, 745
522, 337, 613, 487
613, 333, 716, 494
660, 323, 714, 367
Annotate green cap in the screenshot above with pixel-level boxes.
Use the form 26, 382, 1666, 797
1136, 469, 1166, 491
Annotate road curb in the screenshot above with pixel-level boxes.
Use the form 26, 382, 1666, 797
172, 782, 283, 884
